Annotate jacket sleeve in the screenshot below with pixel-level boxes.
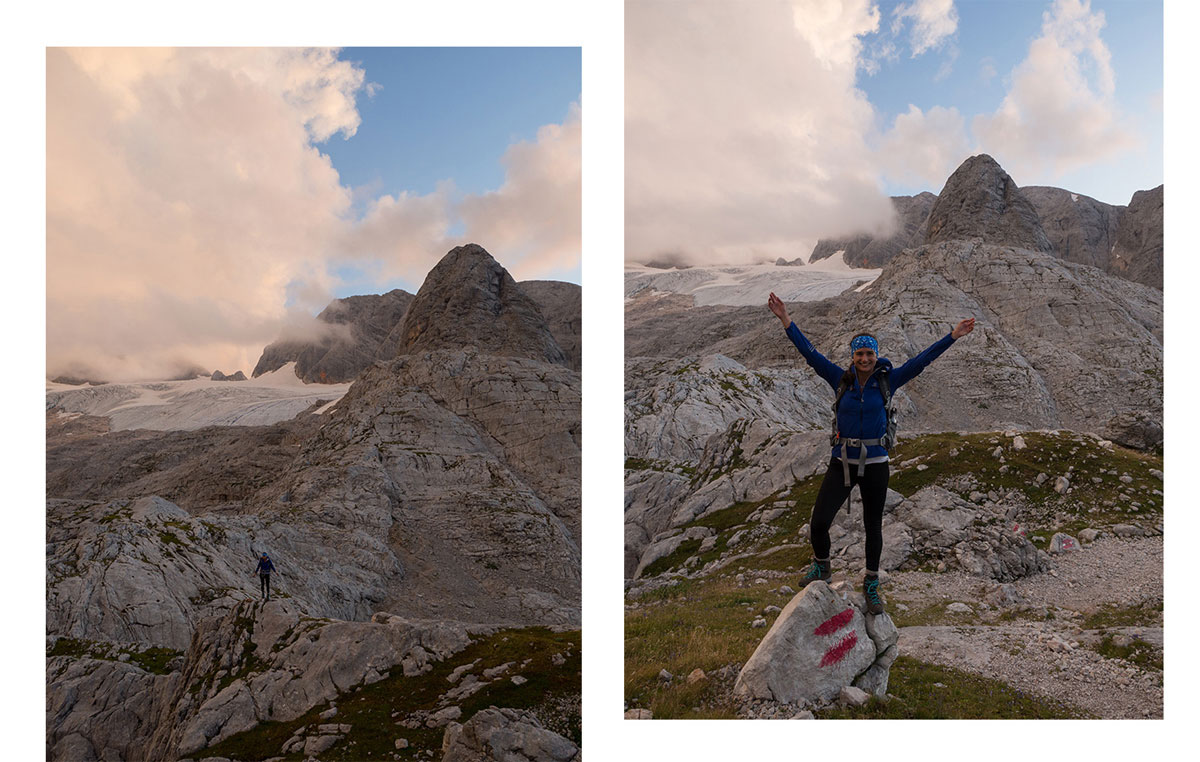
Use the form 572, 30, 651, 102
785, 322, 844, 389
889, 332, 956, 389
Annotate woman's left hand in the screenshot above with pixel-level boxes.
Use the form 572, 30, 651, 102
951, 317, 976, 339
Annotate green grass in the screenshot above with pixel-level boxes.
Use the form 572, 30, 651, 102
626, 575, 790, 719
817, 656, 1087, 719
47, 637, 182, 675
201, 627, 580, 761
1089, 635, 1162, 672
1080, 601, 1163, 630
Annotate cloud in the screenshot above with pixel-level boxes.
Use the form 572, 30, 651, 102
626, 0, 894, 265
877, 104, 971, 188
47, 48, 581, 382
459, 102, 582, 280
972, 0, 1137, 179
47, 47, 360, 382
979, 56, 998, 84
892, 0, 959, 57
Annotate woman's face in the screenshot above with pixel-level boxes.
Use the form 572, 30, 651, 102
852, 347, 877, 375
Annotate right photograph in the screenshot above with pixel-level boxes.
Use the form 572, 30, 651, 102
624, 0, 1163, 720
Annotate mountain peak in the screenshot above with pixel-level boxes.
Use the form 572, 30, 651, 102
923, 154, 1052, 252
389, 243, 567, 365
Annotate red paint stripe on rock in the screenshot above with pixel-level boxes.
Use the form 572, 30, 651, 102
819, 632, 858, 667
813, 608, 854, 636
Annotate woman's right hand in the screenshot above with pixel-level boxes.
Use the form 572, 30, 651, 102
768, 292, 790, 326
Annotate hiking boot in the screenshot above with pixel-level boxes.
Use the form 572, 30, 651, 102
799, 560, 831, 588
863, 575, 884, 615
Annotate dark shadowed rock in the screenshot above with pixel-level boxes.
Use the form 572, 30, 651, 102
1110, 185, 1163, 290
210, 370, 246, 381
923, 155, 1052, 252
254, 289, 414, 383
810, 192, 937, 267
383, 244, 567, 366
1021, 186, 1123, 271
775, 257, 806, 266
519, 280, 581, 372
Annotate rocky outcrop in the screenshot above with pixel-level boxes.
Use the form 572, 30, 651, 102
1021, 186, 1122, 271
441, 707, 580, 762
809, 192, 937, 267
520, 280, 582, 372
924, 154, 1052, 252
734, 581, 898, 703
210, 370, 246, 381
253, 289, 414, 383
1110, 185, 1163, 291
381, 244, 567, 367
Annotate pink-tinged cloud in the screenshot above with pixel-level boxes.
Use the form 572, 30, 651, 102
459, 102, 581, 281
972, 0, 1137, 179
626, 0, 894, 266
47, 48, 581, 383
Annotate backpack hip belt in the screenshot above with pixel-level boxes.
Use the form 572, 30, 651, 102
834, 436, 885, 487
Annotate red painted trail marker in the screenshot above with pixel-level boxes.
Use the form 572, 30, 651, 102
813, 608, 857, 667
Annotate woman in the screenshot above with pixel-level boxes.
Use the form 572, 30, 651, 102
767, 292, 975, 614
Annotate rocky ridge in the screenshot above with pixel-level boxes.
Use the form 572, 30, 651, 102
48, 244, 581, 759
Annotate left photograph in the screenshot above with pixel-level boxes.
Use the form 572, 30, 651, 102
46, 48, 581, 761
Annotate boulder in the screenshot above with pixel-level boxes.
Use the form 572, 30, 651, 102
734, 581, 897, 703
441, 707, 580, 762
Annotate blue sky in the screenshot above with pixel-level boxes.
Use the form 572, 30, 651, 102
859, 0, 1162, 204
322, 47, 582, 297
326, 47, 581, 200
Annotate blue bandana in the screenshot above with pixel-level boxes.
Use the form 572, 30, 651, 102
850, 335, 878, 353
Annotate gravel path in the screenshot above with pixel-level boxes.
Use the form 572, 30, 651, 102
889, 536, 1163, 718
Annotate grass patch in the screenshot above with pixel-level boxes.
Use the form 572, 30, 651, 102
47, 637, 182, 676
1088, 635, 1162, 672
201, 627, 580, 761
818, 655, 1087, 719
626, 575, 789, 718
1080, 601, 1162, 630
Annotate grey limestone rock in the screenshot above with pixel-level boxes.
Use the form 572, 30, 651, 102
441, 707, 580, 762
923, 154, 1052, 253
254, 289, 415, 383
384, 243, 567, 367
1110, 185, 1163, 290
733, 581, 893, 704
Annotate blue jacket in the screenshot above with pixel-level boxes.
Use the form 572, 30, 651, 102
785, 322, 956, 461
255, 557, 275, 574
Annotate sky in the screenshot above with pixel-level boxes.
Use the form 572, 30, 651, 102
46, 46, 581, 382
625, 0, 1163, 265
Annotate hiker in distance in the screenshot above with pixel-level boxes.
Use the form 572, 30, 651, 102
767, 292, 975, 614
253, 552, 276, 601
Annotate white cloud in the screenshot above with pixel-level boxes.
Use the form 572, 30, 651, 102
47, 48, 581, 382
979, 56, 998, 84
626, 0, 894, 265
972, 0, 1137, 179
877, 104, 970, 188
47, 47, 359, 382
459, 102, 582, 280
892, 0, 958, 57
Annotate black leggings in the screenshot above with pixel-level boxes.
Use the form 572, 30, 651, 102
260, 573, 271, 598
810, 458, 889, 573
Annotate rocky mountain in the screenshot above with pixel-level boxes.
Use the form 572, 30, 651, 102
809, 192, 937, 267
924, 154, 1053, 252
626, 154, 1162, 580
253, 289, 415, 383
1109, 185, 1163, 290
252, 246, 580, 383
382, 244, 568, 367
47, 244, 581, 760
802, 155, 1162, 292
